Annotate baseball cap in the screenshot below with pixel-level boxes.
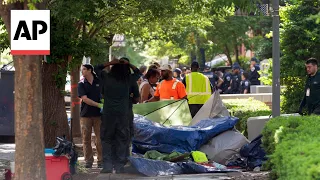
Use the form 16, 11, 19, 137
174, 68, 182, 74
251, 57, 258, 63
191, 61, 199, 68
232, 63, 240, 70
159, 64, 172, 71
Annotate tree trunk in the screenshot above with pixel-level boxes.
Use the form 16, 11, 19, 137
224, 44, 233, 65
14, 55, 46, 180
71, 63, 81, 138
235, 44, 240, 65
42, 62, 70, 147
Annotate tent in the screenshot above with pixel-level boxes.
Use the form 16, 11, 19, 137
133, 99, 192, 126
190, 91, 230, 126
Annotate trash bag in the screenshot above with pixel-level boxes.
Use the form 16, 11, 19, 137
53, 136, 78, 174
133, 116, 239, 154
200, 130, 249, 165
190, 91, 230, 126
129, 157, 238, 177
240, 135, 267, 169
129, 157, 184, 176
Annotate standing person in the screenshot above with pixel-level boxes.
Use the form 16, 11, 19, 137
240, 72, 251, 94
227, 64, 242, 94
146, 64, 187, 102
249, 57, 261, 85
182, 62, 213, 117
139, 68, 161, 103
173, 68, 182, 81
181, 67, 187, 79
220, 69, 232, 94
99, 58, 141, 173
77, 64, 103, 168
137, 65, 147, 86
299, 58, 320, 115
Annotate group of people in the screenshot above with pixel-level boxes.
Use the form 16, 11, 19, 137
77, 58, 141, 174
77, 58, 218, 174
76, 55, 320, 174
216, 57, 261, 94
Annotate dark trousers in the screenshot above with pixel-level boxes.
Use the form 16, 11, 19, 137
189, 104, 203, 118
310, 105, 320, 115
100, 114, 129, 171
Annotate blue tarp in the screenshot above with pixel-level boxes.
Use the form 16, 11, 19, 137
132, 116, 239, 154
129, 157, 238, 176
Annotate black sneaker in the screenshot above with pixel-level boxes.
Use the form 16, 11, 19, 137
85, 163, 92, 168
100, 169, 112, 173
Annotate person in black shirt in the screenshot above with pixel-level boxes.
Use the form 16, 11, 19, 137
227, 64, 241, 94
221, 70, 232, 94
99, 58, 141, 174
249, 57, 261, 85
299, 58, 320, 115
240, 72, 251, 94
77, 64, 103, 168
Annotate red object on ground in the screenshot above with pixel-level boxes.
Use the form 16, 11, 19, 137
45, 155, 71, 180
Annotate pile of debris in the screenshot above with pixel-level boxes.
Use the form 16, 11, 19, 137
130, 92, 267, 177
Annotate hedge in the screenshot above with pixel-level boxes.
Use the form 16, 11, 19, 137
261, 116, 320, 180
223, 98, 271, 136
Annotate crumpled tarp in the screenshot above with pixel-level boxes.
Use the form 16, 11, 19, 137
227, 135, 267, 170
129, 157, 238, 177
132, 115, 239, 154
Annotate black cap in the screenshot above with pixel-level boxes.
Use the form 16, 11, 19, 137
191, 61, 199, 68
251, 57, 258, 62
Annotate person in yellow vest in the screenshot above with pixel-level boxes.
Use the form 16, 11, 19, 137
182, 62, 213, 117
146, 64, 187, 102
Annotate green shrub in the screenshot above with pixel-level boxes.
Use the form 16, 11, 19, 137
261, 116, 320, 180
223, 98, 271, 136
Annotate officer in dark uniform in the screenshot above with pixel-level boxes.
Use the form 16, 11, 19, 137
227, 64, 241, 94
240, 72, 251, 94
299, 58, 320, 115
249, 57, 261, 85
221, 70, 232, 94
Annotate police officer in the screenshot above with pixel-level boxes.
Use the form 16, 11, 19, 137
227, 64, 241, 94
221, 69, 232, 94
240, 72, 251, 94
299, 58, 320, 115
249, 57, 261, 85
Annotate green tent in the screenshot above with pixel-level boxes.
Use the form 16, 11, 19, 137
132, 99, 192, 126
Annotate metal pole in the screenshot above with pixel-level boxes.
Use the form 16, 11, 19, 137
272, 0, 281, 117
109, 46, 112, 62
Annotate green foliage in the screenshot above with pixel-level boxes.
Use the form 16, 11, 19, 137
261, 116, 320, 180
280, 0, 320, 113
0, 17, 9, 53
223, 98, 271, 136
259, 59, 273, 86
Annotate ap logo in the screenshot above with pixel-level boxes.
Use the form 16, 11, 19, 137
10, 10, 50, 55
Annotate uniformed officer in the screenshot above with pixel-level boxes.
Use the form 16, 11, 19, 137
299, 58, 320, 115
221, 70, 232, 94
227, 64, 241, 94
240, 72, 251, 94
249, 57, 261, 85
182, 62, 213, 117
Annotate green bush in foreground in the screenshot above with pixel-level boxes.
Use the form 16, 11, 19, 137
223, 98, 271, 136
261, 116, 320, 180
